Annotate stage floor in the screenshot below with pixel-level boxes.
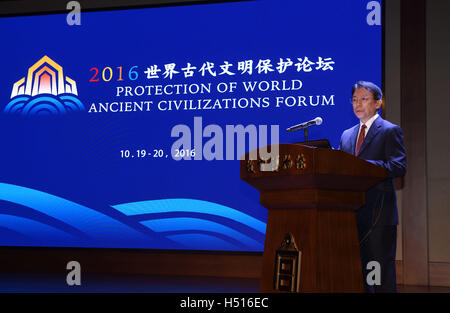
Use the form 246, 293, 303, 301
0, 273, 449, 293
0, 273, 259, 293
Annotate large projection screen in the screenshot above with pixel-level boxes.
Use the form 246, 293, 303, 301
0, 0, 382, 251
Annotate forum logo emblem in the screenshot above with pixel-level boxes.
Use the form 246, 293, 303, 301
5, 55, 84, 115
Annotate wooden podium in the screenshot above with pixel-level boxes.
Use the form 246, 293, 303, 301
240, 143, 387, 293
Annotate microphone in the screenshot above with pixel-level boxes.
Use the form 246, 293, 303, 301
286, 117, 323, 132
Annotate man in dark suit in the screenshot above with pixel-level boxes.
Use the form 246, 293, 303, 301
339, 81, 407, 293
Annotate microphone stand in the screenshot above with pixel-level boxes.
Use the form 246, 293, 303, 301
286, 117, 323, 142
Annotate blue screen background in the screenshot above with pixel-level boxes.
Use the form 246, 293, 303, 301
0, 0, 382, 250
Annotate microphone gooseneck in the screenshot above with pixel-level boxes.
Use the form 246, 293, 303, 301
286, 117, 323, 133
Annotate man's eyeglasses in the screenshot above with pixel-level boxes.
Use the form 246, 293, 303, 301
351, 97, 374, 104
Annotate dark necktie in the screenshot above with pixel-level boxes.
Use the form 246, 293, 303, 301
355, 124, 366, 156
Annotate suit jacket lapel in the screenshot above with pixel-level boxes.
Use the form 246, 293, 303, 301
357, 116, 382, 156
350, 124, 359, 155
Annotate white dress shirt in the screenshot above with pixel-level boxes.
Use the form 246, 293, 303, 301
357, 113, 379, 139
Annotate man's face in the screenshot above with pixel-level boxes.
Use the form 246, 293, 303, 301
352, 88, 382, 123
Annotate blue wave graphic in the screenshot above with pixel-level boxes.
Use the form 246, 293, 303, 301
112, 199, 266, 233
4, 94, 84, 115
0, 183, 266, 251
0, 214, 78, 242
141, 218, 261, 250
111, 199, 266, 251
0, 183, 177, 249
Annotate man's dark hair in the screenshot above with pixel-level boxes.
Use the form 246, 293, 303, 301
352, 81, 383, 100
